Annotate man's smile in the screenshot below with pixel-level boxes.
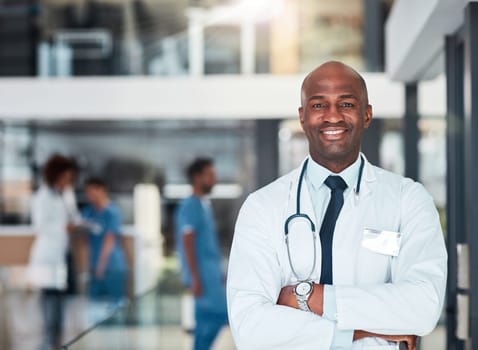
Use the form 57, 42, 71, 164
319, 127, 348, 140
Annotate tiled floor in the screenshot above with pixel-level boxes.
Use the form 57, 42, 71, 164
68, 325, 235, 350
67, 325, 445, 350
0, 291, 125, 349
0, 288, 447, 350
65, 290, 235, 349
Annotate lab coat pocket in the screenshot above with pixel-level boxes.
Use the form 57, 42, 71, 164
361, 228, 401, 257
355, 230, 396, 283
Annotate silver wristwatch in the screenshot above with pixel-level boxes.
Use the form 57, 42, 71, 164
294, 280, 314, 312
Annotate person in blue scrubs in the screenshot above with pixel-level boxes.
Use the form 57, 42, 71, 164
175, 158, 228, 350
82, 177, 127, 304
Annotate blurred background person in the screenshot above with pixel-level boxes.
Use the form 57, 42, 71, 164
82, 177, 127, 305
27, 154, 79, 350
175, 158, 228, 350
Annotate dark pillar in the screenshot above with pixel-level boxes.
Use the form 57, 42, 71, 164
463, 3, 478, 349
403, 83, 419, 180
0, 4, 39, 76
363, 0, 385, 72
362, 0, 386, 167
255, 119, 279, 189
361, 118, 382, 166
445, 33, 465, 350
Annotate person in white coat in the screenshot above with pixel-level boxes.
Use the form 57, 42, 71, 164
227, 61, 447, 350
28, 154, 79, 350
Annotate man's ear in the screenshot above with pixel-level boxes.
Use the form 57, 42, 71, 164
299, 107, 305, 130
364, 104, 373, 128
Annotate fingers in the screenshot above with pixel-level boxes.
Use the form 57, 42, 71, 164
409, 335, 417, 350
404, 335, 417, 350
357, 333, 417, 349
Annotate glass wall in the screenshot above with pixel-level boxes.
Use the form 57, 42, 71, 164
0, 119, 255, 252
0, 0, 368, 77
0, 124, 34, 224
0, 118, 255, 348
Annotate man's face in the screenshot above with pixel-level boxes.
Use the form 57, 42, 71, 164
85, 185, 106, 206
299, 63, 372, 169
56, 170, 74, 191
195, 165, 217, 195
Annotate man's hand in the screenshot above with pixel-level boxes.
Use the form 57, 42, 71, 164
276, 285, 297, 308
95, 263, 105, 280
277, 283, 324, 315
66, 223, 76, 234
191, 277, 202, 297
354, 330, 417, 350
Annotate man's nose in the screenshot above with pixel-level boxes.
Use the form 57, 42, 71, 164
323, 105, 344, 123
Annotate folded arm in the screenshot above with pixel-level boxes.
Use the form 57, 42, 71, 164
277, 283, 417, 349
227, 194, 337, 350
276, 182, 446, 347
333, 184, 446, 335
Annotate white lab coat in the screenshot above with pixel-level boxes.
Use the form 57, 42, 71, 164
28, 186, 79, 290
227, 157, 447, 350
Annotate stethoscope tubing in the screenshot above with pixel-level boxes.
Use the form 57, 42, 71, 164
284, 155, 365, 282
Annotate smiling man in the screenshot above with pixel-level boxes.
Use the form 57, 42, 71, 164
227, 61, 447, 350
299, 62, 371, 173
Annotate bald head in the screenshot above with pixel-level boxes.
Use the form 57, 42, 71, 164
301, 61, 369, 107
298, 60, 373, 172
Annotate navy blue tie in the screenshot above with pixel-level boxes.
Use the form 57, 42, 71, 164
319, 175, 347, 285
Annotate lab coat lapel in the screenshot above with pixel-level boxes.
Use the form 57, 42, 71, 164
285, 158, 316, 222
332, 156, 377, 285
283, 158, 321, 283
358, 154, 376, 198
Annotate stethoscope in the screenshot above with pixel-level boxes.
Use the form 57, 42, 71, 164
284, 155, 365, 281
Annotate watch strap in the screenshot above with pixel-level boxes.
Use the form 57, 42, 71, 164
297, 297, 311, 312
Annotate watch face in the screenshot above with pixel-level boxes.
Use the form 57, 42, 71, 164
295, 282, 312, 296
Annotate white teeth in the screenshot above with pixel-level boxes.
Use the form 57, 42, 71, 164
323, 130, 344, 135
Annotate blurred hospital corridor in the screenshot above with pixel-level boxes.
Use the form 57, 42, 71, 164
0, 283, 236, 350
0, 0, 476, 348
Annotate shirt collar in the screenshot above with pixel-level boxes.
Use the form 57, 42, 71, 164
306, 154, 362, 191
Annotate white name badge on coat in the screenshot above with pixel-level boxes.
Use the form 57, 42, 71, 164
361, 228, 402, 256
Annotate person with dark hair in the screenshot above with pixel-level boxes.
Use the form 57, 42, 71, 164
28, 154, 79, 350
175, 158, 228, 350
185, 158, 213, 184
81, 177, 127, 304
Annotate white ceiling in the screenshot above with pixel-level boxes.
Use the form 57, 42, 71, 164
0, 73, 446, 119
385, 0, 470, 82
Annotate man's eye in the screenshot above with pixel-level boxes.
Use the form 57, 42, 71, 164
312, 103, 325, 108
341, 102, 354, 108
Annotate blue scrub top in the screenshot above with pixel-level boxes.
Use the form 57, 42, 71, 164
82, 202, 127, 272
175, 196, 225, 311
